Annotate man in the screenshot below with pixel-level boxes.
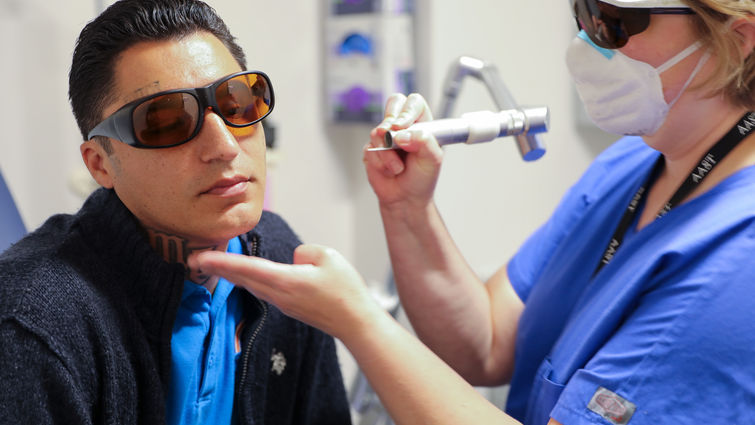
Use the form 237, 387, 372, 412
0, 0, 351, 424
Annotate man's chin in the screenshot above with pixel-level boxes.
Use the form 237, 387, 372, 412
208, 209, 262, 242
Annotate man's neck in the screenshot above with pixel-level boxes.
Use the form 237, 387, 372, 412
144, 227, 227, 294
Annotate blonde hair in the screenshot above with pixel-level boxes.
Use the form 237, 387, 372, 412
686, 0, 755, 109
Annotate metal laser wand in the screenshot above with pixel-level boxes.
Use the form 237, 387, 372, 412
367, 106, 549, 161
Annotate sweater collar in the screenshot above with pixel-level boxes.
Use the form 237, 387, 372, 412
77, 188, 185, 342
74, 189, 262, 339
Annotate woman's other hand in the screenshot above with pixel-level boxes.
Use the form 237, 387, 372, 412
189, 244, 384, 341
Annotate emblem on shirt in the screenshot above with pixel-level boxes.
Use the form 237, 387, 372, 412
587, 386, 636, 425
271, 349, 286, 376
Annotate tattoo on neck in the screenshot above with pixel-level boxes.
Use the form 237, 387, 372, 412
145, 228, 220, 286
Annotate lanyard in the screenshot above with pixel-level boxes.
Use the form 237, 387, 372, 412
594, 112, 755, 276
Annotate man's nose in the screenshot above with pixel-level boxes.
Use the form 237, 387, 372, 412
197, 109, 241, 162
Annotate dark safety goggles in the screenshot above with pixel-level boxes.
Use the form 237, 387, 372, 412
88, 70, 274, 149
572, 0, 695, 49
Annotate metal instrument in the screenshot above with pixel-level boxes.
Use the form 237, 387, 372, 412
368, 107, 549, 158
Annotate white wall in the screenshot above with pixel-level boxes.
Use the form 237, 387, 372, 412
420, 1, 616, 280
1, 0, 614, 415
0, 0, 95, 230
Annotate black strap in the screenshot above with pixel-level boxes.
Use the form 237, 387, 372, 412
594, 112, 755, 276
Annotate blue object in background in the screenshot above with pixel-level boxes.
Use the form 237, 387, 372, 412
339, 33, 373, 56
325, 0, 415, 125
0, 170, 26, 253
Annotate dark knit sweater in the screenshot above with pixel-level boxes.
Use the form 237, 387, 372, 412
0, 188, 351, 425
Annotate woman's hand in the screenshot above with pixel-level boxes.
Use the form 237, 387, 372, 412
189, 244, 384, 340
363, 93, 445, 212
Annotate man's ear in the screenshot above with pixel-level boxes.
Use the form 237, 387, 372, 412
80, 140, 115, 189
731, 16, 755, 58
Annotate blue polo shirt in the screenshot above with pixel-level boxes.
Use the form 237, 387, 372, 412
166, 237, 244, 425
506, 136, 755, 424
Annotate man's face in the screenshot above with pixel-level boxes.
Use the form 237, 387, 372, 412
92, 32, 266, 247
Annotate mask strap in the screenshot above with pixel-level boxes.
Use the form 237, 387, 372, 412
657, 41, 703, 74
667, 49, 711, 107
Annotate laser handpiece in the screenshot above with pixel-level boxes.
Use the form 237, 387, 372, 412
367, 106, 549, 161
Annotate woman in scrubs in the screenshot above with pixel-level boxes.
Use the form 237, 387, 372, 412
192, 1, 755, 424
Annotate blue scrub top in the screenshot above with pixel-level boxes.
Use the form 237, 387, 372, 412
167, 237, 245, 425
507, 137, 755, 424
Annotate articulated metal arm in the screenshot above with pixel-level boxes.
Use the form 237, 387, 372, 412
438, 56, 548, 161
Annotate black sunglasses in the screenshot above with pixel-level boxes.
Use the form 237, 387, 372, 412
88, 70, 274, 149
573, 0, 695, 49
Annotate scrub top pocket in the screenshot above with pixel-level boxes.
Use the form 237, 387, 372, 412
524, 358, 565, 425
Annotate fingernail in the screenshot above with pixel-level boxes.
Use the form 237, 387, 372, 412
390, 161, 404, 175
394, 131, 411, 145
378, 119, 393, 130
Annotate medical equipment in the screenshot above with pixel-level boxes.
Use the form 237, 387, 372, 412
368, 106, 549, 153
567, 31, 708, 136
367, 56, 549, 161
325, 0, 415, 124
438, 55, 548, 161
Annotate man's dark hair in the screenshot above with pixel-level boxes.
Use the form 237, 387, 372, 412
68, 0, 247, 142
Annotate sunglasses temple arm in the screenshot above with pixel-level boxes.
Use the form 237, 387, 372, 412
87, 120, 115, 141
87, 107, 131, 144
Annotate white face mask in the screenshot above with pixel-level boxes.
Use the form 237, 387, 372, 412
566, 30, 709, 136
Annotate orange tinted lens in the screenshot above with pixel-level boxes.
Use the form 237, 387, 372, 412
216, 73, 271, 126
133, 93, 199, 146
228, 124, 258, 139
